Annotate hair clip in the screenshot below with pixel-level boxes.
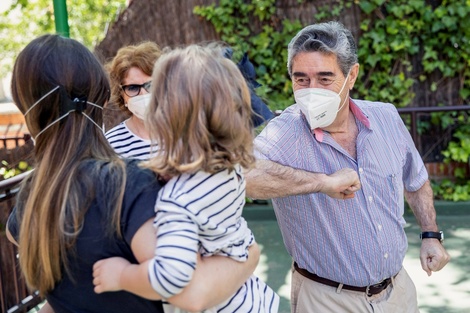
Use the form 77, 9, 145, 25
59, 86, 88, 115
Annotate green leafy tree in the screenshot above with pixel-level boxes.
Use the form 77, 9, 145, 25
0, 0, 126, 78
194, 0, 303, 111
195, 0, 470, 201
355, 0, 470, 107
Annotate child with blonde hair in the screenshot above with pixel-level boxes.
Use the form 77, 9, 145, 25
93, 44, 279, 313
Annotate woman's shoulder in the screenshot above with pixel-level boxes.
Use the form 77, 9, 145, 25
84, 158, 161, 195
124, 159, 162, 190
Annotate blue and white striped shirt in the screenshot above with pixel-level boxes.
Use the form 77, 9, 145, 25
148, 164, 279, 312
105, 120, 157, 160
254, 99, 428, 287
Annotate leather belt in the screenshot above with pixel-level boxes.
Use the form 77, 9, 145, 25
294, 262, 394, 296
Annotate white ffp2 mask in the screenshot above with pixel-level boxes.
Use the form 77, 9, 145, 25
126, 93, 152, 120
294, 73, 349, 129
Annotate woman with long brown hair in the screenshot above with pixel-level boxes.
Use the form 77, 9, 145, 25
6, 34, 259, 313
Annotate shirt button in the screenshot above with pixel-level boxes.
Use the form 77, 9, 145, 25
368, 196, 373, 203
359, 168, 364, 173
384, 253, 389, 259
378, 224, 382, 231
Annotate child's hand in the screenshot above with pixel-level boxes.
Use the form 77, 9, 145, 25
93, 257, 130, 293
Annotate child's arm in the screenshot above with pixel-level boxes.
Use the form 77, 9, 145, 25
93, 208, 200, 300
93, 257, 158, 299
92, 216, 171, 299
147, 208, 200, 298
93, 218, 260, 311
93, 243, 261, 310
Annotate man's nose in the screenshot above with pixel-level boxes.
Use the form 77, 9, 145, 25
309, 80, 321, 88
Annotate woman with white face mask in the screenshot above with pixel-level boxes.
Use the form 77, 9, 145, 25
104, 42, 161, 160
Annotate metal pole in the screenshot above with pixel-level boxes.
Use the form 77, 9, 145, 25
52, 0, 70, 37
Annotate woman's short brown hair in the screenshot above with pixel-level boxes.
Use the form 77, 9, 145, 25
106, 41, 162, 113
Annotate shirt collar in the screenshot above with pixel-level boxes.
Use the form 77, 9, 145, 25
312, 99, 371, 142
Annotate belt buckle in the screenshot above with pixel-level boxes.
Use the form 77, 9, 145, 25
366, 279, 388, 296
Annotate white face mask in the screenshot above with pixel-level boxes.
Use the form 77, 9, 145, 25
126, 93, 152, 120
294, 73, 349, 130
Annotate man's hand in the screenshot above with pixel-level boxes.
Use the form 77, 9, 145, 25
420, 239, 451, 276
321, 168, 361, 199
93, 257, 131, 293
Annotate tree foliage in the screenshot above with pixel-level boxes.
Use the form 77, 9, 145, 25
0, 0, 126, 77
195, 0, 470, 201
194, 0, 303, 111
355, 0, 470, 107
1, 0, 469, 200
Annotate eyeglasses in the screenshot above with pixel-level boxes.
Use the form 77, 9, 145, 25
121, 81, 151, 97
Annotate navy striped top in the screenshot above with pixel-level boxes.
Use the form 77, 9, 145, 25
105, 120, 157, 160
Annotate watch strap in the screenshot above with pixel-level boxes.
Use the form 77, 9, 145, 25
420, 231, 444, 242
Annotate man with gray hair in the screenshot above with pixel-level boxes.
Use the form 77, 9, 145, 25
245, 21, 450, 312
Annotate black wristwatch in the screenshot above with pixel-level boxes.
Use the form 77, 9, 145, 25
420, 231, 444, 242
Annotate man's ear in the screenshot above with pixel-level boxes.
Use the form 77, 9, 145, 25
348, 63, 360, 90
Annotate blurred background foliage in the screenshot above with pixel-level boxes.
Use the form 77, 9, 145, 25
0, 0, 127, 77
193, 0, 470, 200
0, 0, 469, 200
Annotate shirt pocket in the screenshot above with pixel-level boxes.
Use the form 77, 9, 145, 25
387, 172, 404, 216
